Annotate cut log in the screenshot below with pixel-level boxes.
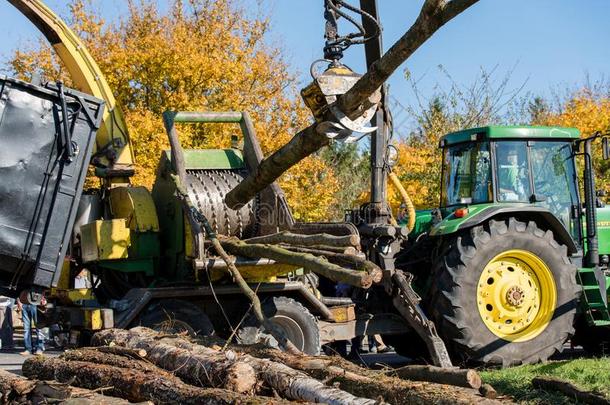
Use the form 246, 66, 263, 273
479, 384, 497, 399
532, 376, 610, 405
245, 231, 360, 248
96, 345, 147, 358
221, 238, 374, 288
93, 327, 379, 405
280, 245, 382, 283
390, 365, 482, 389
0, 368, 36, 401
237, 345, 504, 405
224, 1, 480, 208
61, 348, 165, 375
34, 383, 138, 405
0, 368, 137, 405
301, 245, 361, 255
22, 356, 277, 405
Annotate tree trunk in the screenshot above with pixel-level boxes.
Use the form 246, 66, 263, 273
0, 368, 36, 401
0, 367, 140, 404
236, 345, 504, 405
97, 345, 147, 358
245, 231, 360, 248
93, 327, 378, 405
33, 382, 138, 405
532, 376, 610, 405
221, 238, 374, 288
390, 364, 481, 389
224, 0, 480, 208
280, 245, 382, 283
479, 384, 497, 399
61, 348, 167, 375
22, 356, 272, 405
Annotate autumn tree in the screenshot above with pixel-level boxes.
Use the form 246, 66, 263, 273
7, 0, 338, 221
535, 87, 610, 188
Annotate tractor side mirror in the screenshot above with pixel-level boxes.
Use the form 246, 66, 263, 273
386, 144, 399, 168
603, 137, 610, 160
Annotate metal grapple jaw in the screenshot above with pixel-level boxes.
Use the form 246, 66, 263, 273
301, 63, 379, 143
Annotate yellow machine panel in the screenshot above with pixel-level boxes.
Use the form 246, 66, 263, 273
80, 219, 131, 262
109, 187, 160, 232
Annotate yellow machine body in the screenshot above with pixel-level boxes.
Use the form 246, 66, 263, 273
80, 219, 131, 263
109, 186, 160, 233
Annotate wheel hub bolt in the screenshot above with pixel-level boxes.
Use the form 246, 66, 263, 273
506, 286, 525, 306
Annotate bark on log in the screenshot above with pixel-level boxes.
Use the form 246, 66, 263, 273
245, 231, 360, 248
0, 368, 139, 405
97, 345, 147, 358
224, 0, 480, 208
93, 328, 378, 405
390, 364, 482, 389
532, 376, 610, 405
0, 368, 36, 401
280, 245, 382, 283
221, 238, 374, 288
234, 345, 504, 405
479, 384, 497, 399
22, 356, 275, 405
34, 383, 138, 405
61, 348, 165, 375
91, 331, 257, 394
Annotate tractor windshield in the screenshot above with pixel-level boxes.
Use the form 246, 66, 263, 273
441, 142, 492, 207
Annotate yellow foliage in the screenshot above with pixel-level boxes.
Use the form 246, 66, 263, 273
8, 0, 338, 221
537, 90, 610, 187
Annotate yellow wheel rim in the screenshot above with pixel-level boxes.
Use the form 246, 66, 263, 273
476, 249, 556, 342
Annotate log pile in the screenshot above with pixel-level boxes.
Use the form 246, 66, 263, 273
9, 327, 510, 404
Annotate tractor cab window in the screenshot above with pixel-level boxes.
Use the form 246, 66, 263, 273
495, 141, 531, 202
530, 141, 577, 228
441, 142, 492, 207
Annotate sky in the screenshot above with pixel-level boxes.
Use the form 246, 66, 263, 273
1, 0, 609, 133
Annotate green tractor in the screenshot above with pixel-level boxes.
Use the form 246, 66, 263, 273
395, 125, 610, 366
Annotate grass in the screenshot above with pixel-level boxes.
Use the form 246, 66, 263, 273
481, 357, 610, 404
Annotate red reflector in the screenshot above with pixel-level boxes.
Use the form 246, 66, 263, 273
454, 208, 469, 218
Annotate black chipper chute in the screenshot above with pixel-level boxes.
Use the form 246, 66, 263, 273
0, 76, 104, 293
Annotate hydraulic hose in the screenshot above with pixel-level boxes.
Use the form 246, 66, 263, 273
388, 172, 416, 232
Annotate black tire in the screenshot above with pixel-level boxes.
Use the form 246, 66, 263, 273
237, 296, 320, 355
137, 299, 215, 336
427, 218, 579, 367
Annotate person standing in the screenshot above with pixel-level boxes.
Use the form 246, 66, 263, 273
17, 295, 45, 356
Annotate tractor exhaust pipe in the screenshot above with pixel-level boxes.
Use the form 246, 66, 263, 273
583, 138, 599, 267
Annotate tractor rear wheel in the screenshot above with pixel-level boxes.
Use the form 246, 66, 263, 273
428, 218, 579, 366
137, 299, 215, 337
237, 296, 320, 355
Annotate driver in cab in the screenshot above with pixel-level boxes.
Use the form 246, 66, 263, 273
498, 148, 527, 201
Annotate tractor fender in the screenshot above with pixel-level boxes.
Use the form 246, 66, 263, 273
450, 206, 578, 254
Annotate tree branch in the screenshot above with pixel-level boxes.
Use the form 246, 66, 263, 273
220, 238, 375, 288
225, 0, 479, 208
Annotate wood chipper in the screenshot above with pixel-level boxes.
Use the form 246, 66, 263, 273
1, 0, 610, 369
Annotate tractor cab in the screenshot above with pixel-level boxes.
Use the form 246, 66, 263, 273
438, 126, 581, 235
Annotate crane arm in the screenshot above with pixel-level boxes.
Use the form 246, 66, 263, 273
8, 0, 134, 176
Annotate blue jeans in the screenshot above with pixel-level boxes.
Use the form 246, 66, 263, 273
22, 304, 43, 353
